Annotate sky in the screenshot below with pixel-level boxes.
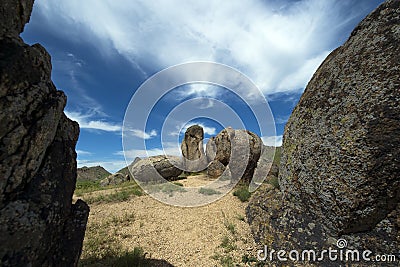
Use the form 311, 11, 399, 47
21, 0, 385, 173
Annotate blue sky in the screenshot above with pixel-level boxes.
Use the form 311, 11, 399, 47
21, 0, 385, 172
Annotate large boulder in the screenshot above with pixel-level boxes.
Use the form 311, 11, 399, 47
181, 125, 208, 172
207, 160, 226, 179
205, 137, 217, 162
0, 1, 89, 266
212, 128, 262, 183
247, 0, 400, 264
130, 155, 183, 183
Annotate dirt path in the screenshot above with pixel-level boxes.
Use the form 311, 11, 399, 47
79, 175, 258, 266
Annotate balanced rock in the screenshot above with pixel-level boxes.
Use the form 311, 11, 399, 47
0, 1, 89, 265
213, 128, 262, 183
130, 155, 183, 183
247, 0, 400, 263
181, 125, 208, 172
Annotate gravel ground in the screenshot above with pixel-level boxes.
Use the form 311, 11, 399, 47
79, 175, 259, 266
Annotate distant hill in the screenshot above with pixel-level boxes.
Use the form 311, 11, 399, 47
77, 166, 111, 181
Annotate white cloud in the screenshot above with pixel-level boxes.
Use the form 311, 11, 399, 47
274, 115, 291, 125
128, 129, 157, 140
170, 122, 217, 137
262, 135, 283, 147
65, 111, 121, 132
176, 84, 221, 100
35, 0, 373, 94
76, 150, 93, 156
116, 142, 182, 162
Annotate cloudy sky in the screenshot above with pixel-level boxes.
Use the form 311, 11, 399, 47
22, 0, 384, 172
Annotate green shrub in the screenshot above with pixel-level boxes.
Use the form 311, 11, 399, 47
198, 188, 221, 195
233, 185, 251, 202
268, 176, 280, 189
220, 236, 237, 253
224, 221, 236, 235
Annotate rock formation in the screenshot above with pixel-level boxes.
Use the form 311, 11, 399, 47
130, 155, 183, 183
210, 128, 262, 183
247, 1, 399, 265
207, 160, 226, 179
205, 137, 217, 162
181, 125, 208, 172
0, 0, 89, 266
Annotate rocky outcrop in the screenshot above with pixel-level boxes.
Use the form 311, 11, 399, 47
207, 160, 226, 179
212, 128, 262, 183
247, 1, 400, 265
130, 155, 183, 183
0, 0, 89, 266
77, 166, 111, 181
181, 125, 208, 172
205, 137, 217, 162
100, 173, 129, 186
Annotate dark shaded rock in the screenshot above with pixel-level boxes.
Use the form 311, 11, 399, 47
213, 128, 262, 183
100, 173, 128, 186
0, 1, 89, 266
181, 125, 207, 172
247, 1, 400, 265
77, 166, 111, 181
207, 160, 226, 179
0, 0, 34, 36
130, 155, 183, 183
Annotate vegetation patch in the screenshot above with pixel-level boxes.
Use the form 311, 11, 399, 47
198, 187, 221, 195
83, 186, 143, 204
233, 185, 251, 202
268, 175, 280, 189
148, 182, 187, 197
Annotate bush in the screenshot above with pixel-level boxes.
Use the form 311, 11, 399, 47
268, 176, 280, 190
233, 185, 251, 202
198, 188, 221, 195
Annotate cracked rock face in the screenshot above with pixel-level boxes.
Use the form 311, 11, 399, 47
0, 0, 89, 266
213, 128, 262, 183
181, 125, 208, 172
247, 1, 399, 265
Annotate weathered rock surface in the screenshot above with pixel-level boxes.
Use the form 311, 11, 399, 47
181, 125, 208, 172
0, 1, 89, 266
247, 1, 400, 265
100, 173, 129, 186
77, 165, 111, 181
212, 128, 262, 183
130, 155, 183, 183
207, 160, 226, 179
0, 0, 34, 37
205, 137, 217, 162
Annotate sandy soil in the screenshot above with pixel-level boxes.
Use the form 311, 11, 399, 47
79, 175, 259, 266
